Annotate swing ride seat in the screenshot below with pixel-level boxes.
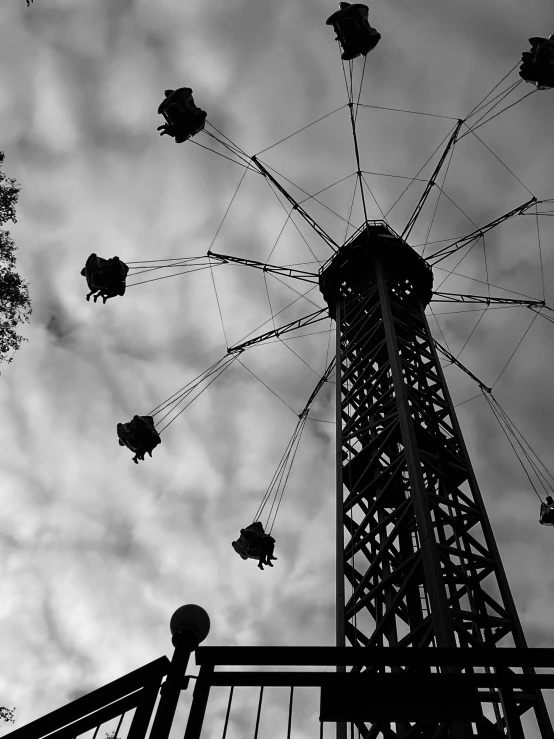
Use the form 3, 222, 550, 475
81, 254, 129, 303
252, 535, 276, 559
157, 88, 207, 142
241, 523, 275, 551
519, 37, 554, 89
326, 3, 380, 61
234, 524, 277, 565
231, 541, 249, 560
232, 536, 265, 562
242, 522, 266, 537
117, 415, 161, 463
539, 504, 554, 526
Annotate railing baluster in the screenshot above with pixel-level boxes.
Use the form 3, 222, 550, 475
221, 687, 234, 739
183, 665, 214, 739
113, 711, 125, 738
286, 687, 294, 739
253, 687, 263, 739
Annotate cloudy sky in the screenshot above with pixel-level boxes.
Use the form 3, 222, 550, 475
1, 0, 554, 736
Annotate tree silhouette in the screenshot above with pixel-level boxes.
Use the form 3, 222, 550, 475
0, 152, 31, 365
0, 707, 15, 725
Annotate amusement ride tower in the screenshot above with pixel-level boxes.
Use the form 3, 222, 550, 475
318, 218, 553, 737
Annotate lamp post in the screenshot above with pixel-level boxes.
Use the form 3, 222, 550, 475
148, 604, 210, 739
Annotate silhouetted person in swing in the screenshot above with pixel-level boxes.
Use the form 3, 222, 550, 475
540, 495, 554, 526
232, 522, 277, 570
117, 415, 161, 464
157, 87, 207, 143
326, 2, 381, 61
520, 35, 554, 90
81, 254, 129, 303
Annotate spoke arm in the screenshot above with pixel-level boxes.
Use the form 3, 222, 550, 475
433, 339, 491, 393
525, 199, 554, 216
401, 120, 464, 242
251, 156, 340, 253
228, 308, 329, 353
347, 103, 369, 224
299, 357, 336, 418
427, 197, 538, 265
208, 252, 319, 285
432, 293, 545, 308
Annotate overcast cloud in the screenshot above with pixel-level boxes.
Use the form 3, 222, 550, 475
1, 0, 554, 736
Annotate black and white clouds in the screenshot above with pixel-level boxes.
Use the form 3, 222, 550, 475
1, 0, 554, 734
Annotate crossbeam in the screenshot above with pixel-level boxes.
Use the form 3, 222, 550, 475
196, 646, 554, 668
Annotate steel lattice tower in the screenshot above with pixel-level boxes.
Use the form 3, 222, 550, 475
319, 221, 553, 737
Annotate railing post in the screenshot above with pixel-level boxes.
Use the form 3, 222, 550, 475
183, 665, 214, 739
148, 605, 210, 739
127, 680, 163, 739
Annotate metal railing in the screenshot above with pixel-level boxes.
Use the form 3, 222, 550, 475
183, 646, 554, 739
8, 647, 554, 739
5, 657, 169, 739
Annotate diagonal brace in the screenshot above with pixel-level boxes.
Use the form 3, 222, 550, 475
433, 339, 491, 393
427, 198, 539, 265
251, 156, 340, 253
228, 308, 329, 353
401, 120, 464, 242
299, 357, 336, 418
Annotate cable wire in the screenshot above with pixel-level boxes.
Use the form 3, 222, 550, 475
155, 355, 239, 434
429, 304, 452, 354
432, 266, 537, 299
483, 392, 546, 502
460, 88, 535, 145
383, 125, 458, 220
464, 61, 521, 120
127, 264, 217, 287
254, 106, 348, 156
237, 358, 297, 415
491, 395, 554, 491
459, 124, 535, 198
356, 103, 459, 121
462, 80, 522, 133
536, 203, 546, 301
421, 143, 456, 257
491, 309, 541, 390
456, 307, 489, 360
